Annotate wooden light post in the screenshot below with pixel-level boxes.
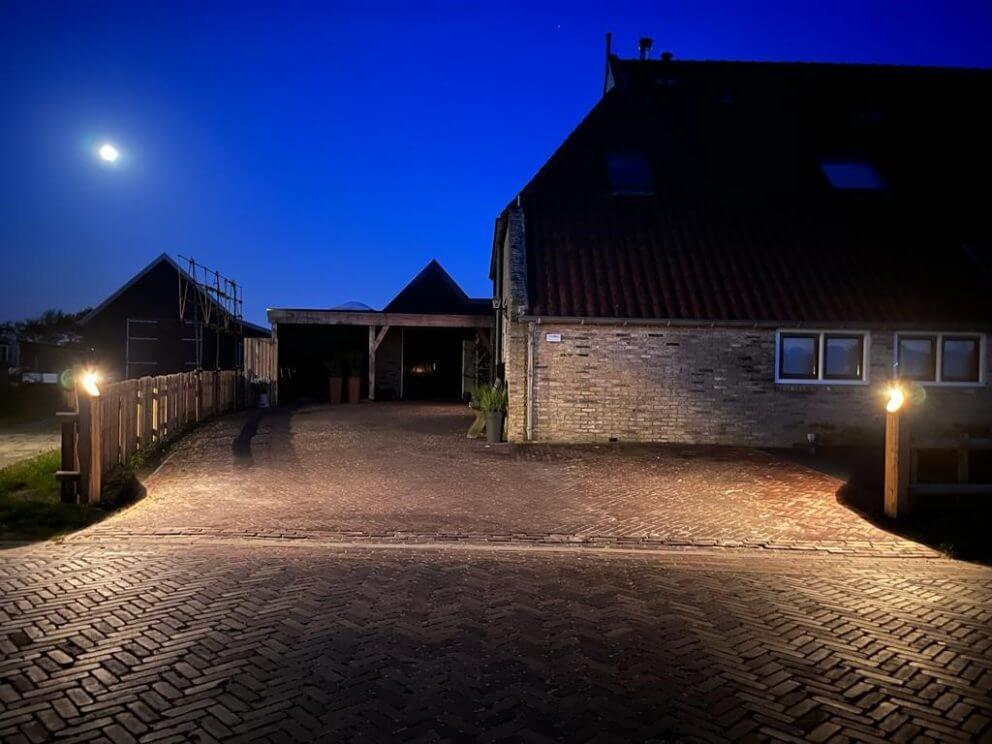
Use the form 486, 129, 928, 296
76, 370, 103, 505
883, 385, 910, 520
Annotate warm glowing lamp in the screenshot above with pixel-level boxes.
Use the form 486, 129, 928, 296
885, 385, 905, 413
883, 382, 909, 519
80, 370, 101, 397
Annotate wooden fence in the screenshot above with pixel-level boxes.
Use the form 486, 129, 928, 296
58, 369, 246, 504
244, 337, 278, 405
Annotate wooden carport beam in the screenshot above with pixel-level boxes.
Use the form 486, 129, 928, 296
267, 309, 493, 329
368, 325, 390, 401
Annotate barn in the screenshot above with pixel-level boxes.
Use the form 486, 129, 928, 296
81, 254, 269, 382
269, 260, 493, 403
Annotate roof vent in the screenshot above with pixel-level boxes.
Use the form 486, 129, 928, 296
660, 51, 673, 62
638, 37, 653, 60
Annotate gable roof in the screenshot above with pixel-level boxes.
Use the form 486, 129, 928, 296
82, 253, 269, 336
383, 260, 489, 315
81, 253, 179, 324
504, 57, 992, 326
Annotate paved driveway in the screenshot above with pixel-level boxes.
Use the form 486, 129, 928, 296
80, 403, 930, 555
3, 404, 991, 742
1, 543, 991, 742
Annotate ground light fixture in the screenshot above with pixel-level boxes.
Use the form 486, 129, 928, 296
883, 382, 909, 519
79, 369, 102, 397
884, 384, 905, 413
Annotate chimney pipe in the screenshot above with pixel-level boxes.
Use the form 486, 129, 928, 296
638, 37, 653, 60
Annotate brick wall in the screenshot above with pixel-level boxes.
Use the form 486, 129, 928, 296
504, 323, 992, 447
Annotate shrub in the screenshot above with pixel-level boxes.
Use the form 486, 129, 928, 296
475, 382, 507, 413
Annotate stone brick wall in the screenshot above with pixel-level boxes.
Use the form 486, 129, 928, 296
504, 323, 992, 447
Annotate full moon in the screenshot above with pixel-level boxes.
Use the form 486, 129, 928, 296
98, 143, 120, 163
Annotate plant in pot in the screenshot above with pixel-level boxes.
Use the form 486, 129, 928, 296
345, 351, 363, 403
323, 358, 343, 404
476, 382, 508, 443
249, 376, 271, 408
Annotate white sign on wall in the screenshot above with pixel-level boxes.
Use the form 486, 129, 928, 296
545, 333, 562, 343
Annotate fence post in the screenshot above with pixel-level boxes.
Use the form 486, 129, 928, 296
55, 409, 79, 503
77, 386, 102, 505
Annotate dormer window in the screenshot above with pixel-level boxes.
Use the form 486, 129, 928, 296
820, 160, 884, 190
606, 150, 654, 195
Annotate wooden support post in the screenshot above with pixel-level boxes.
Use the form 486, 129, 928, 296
884, 410, 910, 519
368, 325, 376, 401
77, 389, 102, 505
56, 410, 79, 504
368, 325, 389, 402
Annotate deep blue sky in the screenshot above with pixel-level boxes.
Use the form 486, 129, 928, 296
2, 1, 991, 325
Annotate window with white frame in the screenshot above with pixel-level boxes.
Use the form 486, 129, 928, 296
894, 333, 984, 385
776, 331, 869, 384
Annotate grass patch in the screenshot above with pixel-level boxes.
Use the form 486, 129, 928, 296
0, 450, 105, 541
0, 430, 184, 543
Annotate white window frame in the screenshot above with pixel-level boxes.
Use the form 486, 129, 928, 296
893, 332, 986, 387
774, 330, 871, 385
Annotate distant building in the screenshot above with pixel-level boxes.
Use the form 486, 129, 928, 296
0, 332, 17, 372
81, 254, 269, 381
492, 49, 992, 446
269, 260, 492, 402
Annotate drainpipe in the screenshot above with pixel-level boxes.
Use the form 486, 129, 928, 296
526, 322, 535, 441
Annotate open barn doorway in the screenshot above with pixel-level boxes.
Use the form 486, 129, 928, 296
402, 328, 469, 401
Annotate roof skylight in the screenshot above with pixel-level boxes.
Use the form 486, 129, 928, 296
820, 160, 884, 190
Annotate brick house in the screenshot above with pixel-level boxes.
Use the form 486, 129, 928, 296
491, 48, 992, 446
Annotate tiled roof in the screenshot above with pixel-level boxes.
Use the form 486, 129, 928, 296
512, 58, 992, 325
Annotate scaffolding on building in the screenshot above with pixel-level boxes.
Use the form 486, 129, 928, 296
176, 255, 245, 370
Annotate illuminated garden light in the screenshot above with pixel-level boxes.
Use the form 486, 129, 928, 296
885, 385, 905, 413
80, 370, 102, 397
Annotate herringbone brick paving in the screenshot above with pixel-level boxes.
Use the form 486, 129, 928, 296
1, 544, 990, 742
3, 404, 988, 741
76, 404, 931, 555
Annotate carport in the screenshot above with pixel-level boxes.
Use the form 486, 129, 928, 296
268, 260, 494, 402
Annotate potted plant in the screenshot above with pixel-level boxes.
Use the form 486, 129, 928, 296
249, 376, 271, 408
323, 358, 343, 404
476, 382, 508, 443
345, 351, 363, 403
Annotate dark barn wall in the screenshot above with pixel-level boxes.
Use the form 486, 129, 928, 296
82, 259, 260, 381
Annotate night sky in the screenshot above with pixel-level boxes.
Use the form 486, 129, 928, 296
2, 1, 991, 325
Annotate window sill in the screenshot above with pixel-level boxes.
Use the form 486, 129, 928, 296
775, 379, 869, 388
898, 380, 987, 389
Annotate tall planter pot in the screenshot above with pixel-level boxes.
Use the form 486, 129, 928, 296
347, 376, 362, 403
328, 377, 343, 404
485, 411, 505, 443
